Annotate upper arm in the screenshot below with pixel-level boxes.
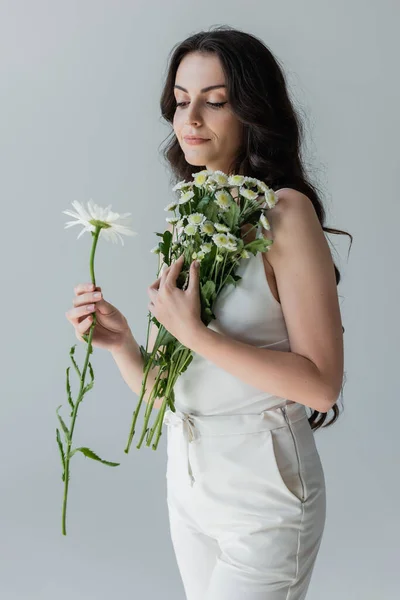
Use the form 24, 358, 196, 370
147, 222, 173, 353
265, 189, 344, 409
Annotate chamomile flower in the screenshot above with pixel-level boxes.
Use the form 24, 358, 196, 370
214, 222, 230, 232
172, 179, 193, 192
214, 189, 232, 211
164, 201, 178, 211
239, 186, 259, 201
228, 174, 245, 187
184, 223, 197, 236
179, 190, 195, 205
166, 216, 180, 224
209, 170, 229, 186
257, 180, 268, 193
243, 176, 259, 188
62, 199, 136, 246
192, 170, 211, 187
240, 249, 251, 259
150, 245, 161, 254
212, 233, 230, 248
200, 242, 212, 254
200, 221, 215, 236
264, 188, 279, 209
259, 213, 271, 231
187, 212, 206, 226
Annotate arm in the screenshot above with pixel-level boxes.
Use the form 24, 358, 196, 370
184, 189, 344, 414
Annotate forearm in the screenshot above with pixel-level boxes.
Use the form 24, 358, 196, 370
110, 332, 164, 409
184, 325, 334, 413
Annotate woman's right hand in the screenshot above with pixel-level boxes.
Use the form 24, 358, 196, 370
65, 282, 132, 352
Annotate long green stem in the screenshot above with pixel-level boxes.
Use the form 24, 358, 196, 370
61, 227, 101, 535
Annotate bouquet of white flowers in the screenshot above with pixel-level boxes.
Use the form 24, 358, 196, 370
124, 170, 279, 454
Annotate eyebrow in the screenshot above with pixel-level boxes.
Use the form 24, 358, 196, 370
174, 84, 227, 93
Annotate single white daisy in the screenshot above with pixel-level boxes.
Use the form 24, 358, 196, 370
228, 174, 245, 187
264, 188, 279, 209
62, 199, 136, 246
239, 186, 259, 201
179, 190, 195, 205
214, 222, 230, 232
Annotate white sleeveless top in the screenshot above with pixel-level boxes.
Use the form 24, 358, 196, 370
173, 201, 294, 417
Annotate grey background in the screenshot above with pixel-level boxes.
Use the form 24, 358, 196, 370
0, 1, 398, 598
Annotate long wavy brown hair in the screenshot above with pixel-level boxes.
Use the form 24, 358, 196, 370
158, 25, 353, 431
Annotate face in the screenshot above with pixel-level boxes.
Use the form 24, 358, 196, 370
173, 52, 243, 175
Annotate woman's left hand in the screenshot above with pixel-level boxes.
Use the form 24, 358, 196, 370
147, 254, 203, 347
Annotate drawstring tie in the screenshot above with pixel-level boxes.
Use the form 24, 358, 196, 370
163, 408, 197, 486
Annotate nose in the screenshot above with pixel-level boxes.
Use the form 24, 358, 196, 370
184, 102, 202, 127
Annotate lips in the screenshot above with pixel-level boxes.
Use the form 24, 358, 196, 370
184, 136, 209, 141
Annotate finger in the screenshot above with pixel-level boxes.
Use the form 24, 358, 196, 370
187, 259, 200, 292
166, 254, 184, 285
66, 303, 97, 324
72, 289, 102, 307
76, 315, 94, 339
74, 282, 96, 295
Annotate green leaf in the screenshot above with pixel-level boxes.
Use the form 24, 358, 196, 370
88, 360, 94, 382
56, 405, 70, 442
69, 344, 81, 378
66, 366, 75, 413
69, 446, 120, 467
82, 380, 94, 395
56, 428, 65, 470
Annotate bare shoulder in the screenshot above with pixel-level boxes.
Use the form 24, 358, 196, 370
260, 187, 316, 269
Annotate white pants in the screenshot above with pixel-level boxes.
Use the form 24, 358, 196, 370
164, 402, 326, 600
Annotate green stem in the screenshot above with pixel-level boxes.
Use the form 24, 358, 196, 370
61, 227, 101, 536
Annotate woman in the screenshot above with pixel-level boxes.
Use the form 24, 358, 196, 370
66, 25, 352, 600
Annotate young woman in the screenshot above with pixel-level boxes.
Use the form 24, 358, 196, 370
66, 25, 352, 600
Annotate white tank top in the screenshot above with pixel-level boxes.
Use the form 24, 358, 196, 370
173, 197, 294, 416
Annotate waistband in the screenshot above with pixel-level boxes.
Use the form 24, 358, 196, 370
163, 401, 308, 486
164, 401, 307, 437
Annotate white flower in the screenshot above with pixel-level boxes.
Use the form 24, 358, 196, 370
192, 170, 210, 187
243, 176, 259, 188
62, 199, 136, 246
209, 170, 229, 186
166, 216, 180, 224
184, 223, 197, 236
239, 186, 259, 201
172, 180, 193, 192
257, 180, 268, 193
264, 188, 279, 209
200, 242, 212, 254
214, 189, 231, 210
214, 222, 230, 232
240, 249, 251, 259
228, 174, 245, 187
260, 213, 271, 230
212, 233, 230, 248
179, 190, 195, 205
200, 221, 215, 235
188, 212, 206, 226
150, 245, 161, 254
215, 254, 224, 263
164, 201, 178, 211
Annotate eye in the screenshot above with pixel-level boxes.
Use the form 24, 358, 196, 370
175, 102, 227, 109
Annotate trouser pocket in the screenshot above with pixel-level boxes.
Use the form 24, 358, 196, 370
265, 425, 306, 505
